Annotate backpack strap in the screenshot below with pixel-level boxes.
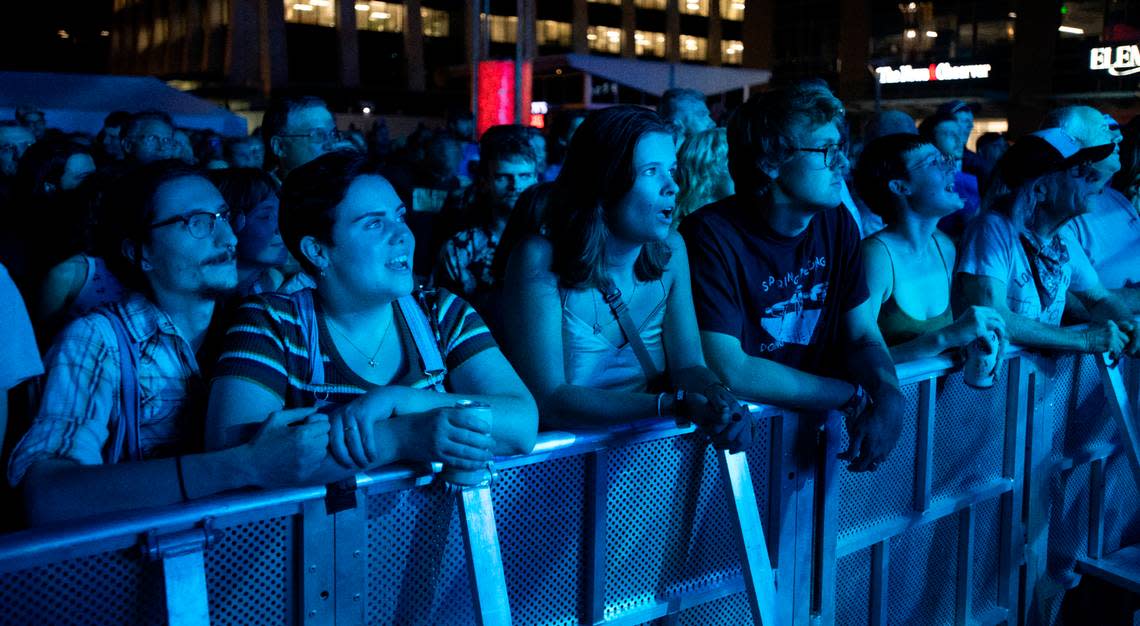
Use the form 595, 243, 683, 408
97, 309, 142, 464
396, 292, 447, 392
600, 286, 664, 389
290, 289, 325, 387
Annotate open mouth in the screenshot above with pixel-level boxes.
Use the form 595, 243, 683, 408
658, 207, 674, 221
385, 254, 410, 270
203, 251, 236, 266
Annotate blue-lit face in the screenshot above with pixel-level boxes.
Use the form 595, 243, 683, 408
608, 131, 679, 244
900, 144, 963, 217
323, 175, 414, 303
773, 121, 848, 211
237, 195, 287, 268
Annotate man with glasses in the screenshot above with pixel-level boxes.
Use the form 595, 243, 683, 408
8, 161, 329, 524
955, 128, 1139, 356
0, 122, 34, 179
262, 96, 339, 184
680, 82, 905, 472
920, 110, 980, 237
1042, 106, 1140, 312
121, 110, 177, 165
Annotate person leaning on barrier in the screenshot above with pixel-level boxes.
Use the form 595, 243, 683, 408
206, 151, 537, 477
1044, 106, 1140, 313
501, 106, 752, 452
853, 133, 1006, 362
678, 82, 905, 472
6, 161, 332, 525
955, 128, 1140, 358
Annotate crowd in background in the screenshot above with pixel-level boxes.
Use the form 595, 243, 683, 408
0, 81, 1137, 530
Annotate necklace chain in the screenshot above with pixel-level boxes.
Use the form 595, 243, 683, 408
592, 280, 639, 334
327, 309, 395, 367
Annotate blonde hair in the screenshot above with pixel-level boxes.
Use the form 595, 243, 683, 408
675, 127, 732, 225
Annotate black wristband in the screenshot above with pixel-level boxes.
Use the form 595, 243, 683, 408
174, 455, 189, 501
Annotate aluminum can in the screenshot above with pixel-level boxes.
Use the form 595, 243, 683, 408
437, 400, 494, 490
963, 332, 1000, 389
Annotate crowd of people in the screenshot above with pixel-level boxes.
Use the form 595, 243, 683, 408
0, 81, 1137, 527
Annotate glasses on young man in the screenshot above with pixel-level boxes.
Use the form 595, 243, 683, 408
149, 208, 245, 240
911, 152, 958, 173
277, 127, 340, 145
795, 142, 847, 169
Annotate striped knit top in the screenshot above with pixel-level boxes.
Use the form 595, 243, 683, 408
213, 288, 497, 407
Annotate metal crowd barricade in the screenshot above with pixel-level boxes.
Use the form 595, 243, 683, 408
0, 349, 1137, 625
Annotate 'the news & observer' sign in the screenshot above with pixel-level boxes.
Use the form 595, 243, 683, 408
1089, 44, 1140, 76
874, 62, 993, 84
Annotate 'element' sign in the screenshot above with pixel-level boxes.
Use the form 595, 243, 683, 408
875, 62, 992, 84
1089, 45, 1140, 76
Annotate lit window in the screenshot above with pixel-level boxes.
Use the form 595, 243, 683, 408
422, 7, 450, 37
355, 1, 405, 32
721, 39, 743, 64
634, 0, 667, 9
487, 14, 519, 43
680, 35, 707, 61
537, 20, 572, 47
587, 0, 621, 4
588, 26, 623, 54
284, 0, 337, 27
720, 0, 745, 21
634, 30, 666, 57
681, 0, 707, 16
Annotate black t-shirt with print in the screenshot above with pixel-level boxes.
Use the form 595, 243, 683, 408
680, 194, 869, 377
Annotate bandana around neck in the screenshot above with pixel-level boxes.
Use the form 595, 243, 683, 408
1019, 232, 1070, 313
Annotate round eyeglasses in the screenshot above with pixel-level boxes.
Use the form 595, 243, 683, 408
148, 208, 245, 239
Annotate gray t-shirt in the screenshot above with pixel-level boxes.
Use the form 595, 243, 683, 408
956, 211, 1097, 326
1068, 187, 1140, 290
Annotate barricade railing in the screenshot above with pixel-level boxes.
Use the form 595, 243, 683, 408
0, 347, 1136, 625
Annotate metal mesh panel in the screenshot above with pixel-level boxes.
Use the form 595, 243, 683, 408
604, 434, 741, 620
1100, 453, 1140, 555
673, 591, 754, 625
972, 497, 1002, 620
932, 371, 1007, 500
0, 547, 165, 626
1048, 463, 1091, 585
1045, 355, 1115, 460
745, 416, 772, 540
495, 456, 586, 626
887, 514, 958, 626
835, 547, 871, 626
837, 383, 920, 540
365, 486, 475, 626
205, 515, 293, 626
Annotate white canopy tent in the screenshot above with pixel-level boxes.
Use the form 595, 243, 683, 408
0, 71, 247, 137
534, 54, 771, 98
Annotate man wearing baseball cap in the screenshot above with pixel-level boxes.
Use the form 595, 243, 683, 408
954, 128, 1139, 357
1043, 106, 1140, 313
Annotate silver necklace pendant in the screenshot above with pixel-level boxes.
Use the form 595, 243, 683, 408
368, 359, 376, 367
593, 322, 603, 335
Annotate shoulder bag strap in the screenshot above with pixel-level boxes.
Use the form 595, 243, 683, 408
290, 289, 325, 386
600, 286, 663, 385
98, 309, 142, 463
396, 292, 447, 391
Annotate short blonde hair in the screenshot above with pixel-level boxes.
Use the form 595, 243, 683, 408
676, 127, 731, 223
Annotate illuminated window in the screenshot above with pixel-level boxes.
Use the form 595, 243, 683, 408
487, 14, 518, 43
681, 0, 708, 16
421, 7, 450, 37
285, 0, 337, 27
537, 20, 572, 47
680, 34, 707, 61
721, 39, 744, 64
355, 2, 405, 32
634, 31, 666, 57
634, 0, 667, 9
587, 26, 623, 54
720, 0, 745, 21
587, 0, 621, 4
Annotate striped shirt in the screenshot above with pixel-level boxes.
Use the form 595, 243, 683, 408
8, 292, 203, 486
213, 289, 496, 408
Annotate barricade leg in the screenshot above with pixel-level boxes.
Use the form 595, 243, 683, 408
719, 448, 779, 626
1097, 357, 1140, 490
145, 521, 222, 626
458, 483, 513, 626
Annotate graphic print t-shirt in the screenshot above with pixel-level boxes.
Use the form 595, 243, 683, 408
680, 195, 869, 375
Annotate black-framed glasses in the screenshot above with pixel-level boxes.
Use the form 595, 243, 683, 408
794, 142, 847, 168
132, 134, 177, 149
277, 127, 340, 145
149, 208, 245, 239
911, 152, 958, 172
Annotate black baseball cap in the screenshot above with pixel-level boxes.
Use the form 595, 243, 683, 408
998, 128, 1115, 187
